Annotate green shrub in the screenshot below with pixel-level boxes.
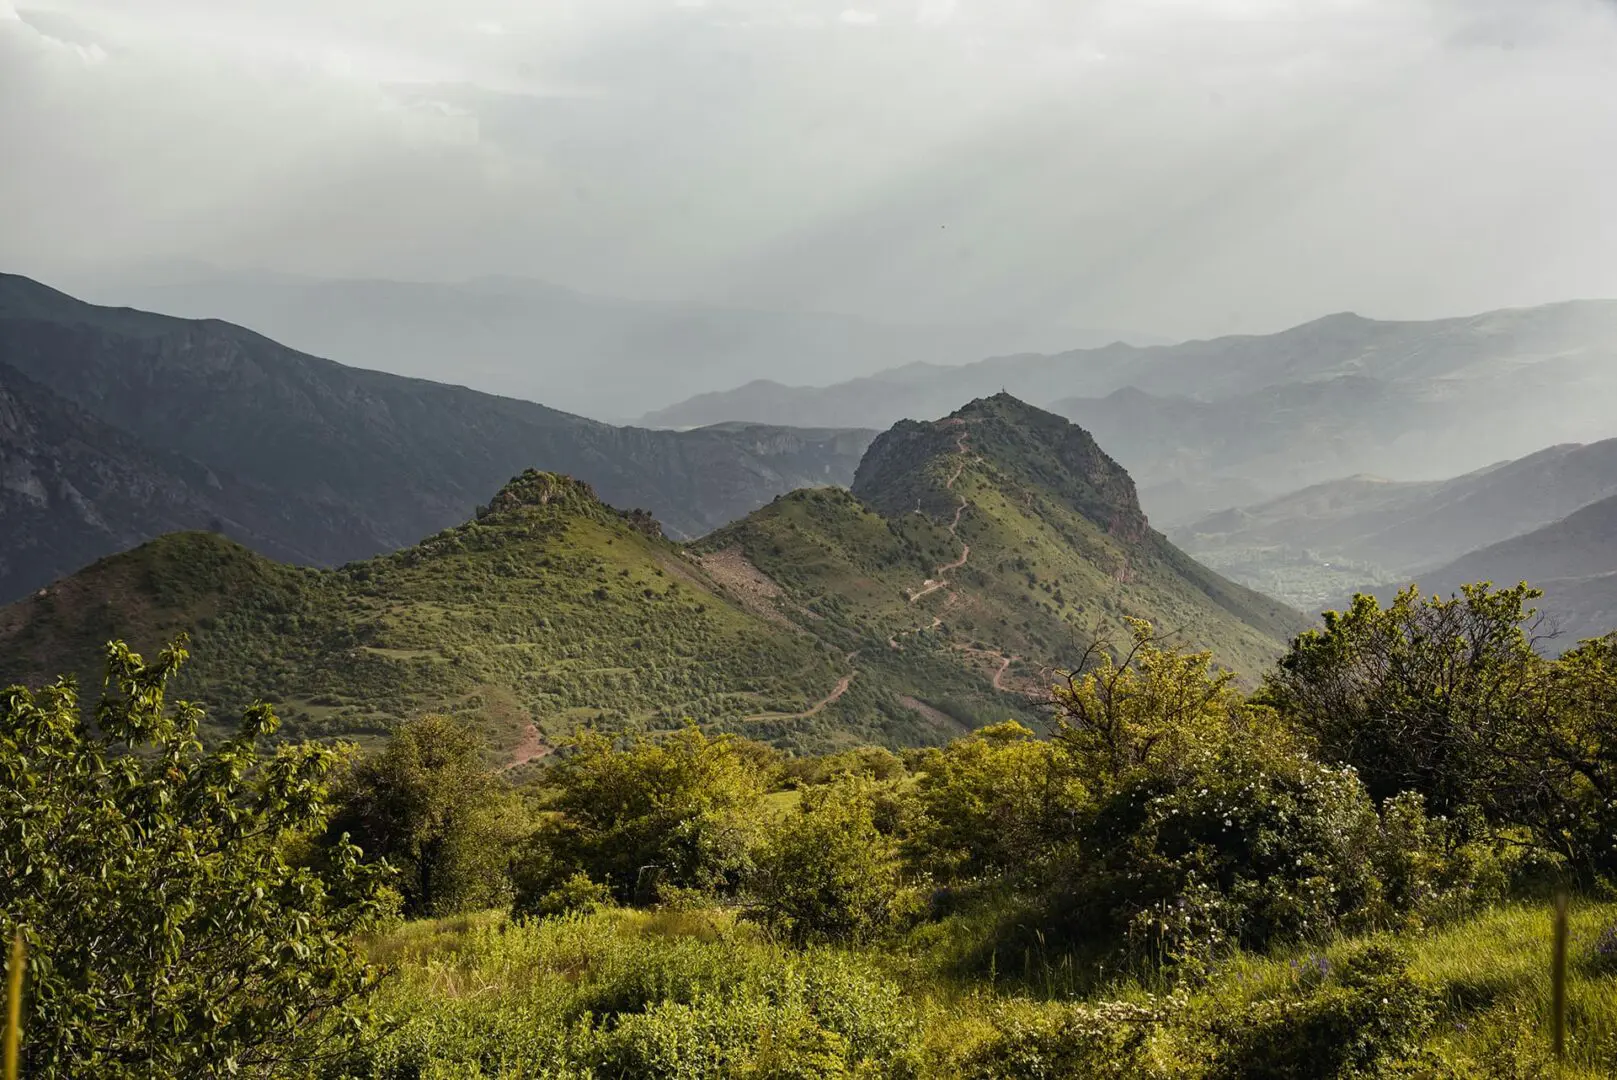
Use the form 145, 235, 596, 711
748, 782, 917, 945
515, 871, 614, 920
1202, 939, 1440, 1080
906, 722, 1078, 883
511, 727, 766, 910
1260, 584, 1545, 821
1370, 793, 1510, 929
0, 641, 387, 1078
1070, 745, 1384, 963
329, 714, 529, 917
954, 999, 1169, 1080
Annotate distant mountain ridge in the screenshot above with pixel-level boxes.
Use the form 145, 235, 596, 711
1316, 491, 1617, 652
0, 273, 875, 603
642, 301, 1617, 523
56, 263, 1164, 421
1172, 438, 1617, 608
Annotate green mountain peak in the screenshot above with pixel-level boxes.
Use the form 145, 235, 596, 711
2, 400, 1306, 758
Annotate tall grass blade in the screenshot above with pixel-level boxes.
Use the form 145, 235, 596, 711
1552, 889, 1569, 1064
4, 930, 22, 1080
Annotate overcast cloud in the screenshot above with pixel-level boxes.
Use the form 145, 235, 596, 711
5, 0, 1617, 340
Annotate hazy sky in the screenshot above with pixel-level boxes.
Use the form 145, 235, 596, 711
6, 0, 1617, 340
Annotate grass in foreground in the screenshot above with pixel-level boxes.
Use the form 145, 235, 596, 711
352, 897, 1617, 1078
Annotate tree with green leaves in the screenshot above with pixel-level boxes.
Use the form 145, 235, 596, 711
328, 714, 528, 917
0, 639, 388, 1078
907, 721, 1078, 882
1260, 583, 1550, 821
511, 726, 765, 912
748, 781, 913, 944
1514, 633, 1617, 874
1052, 619, 1282, 797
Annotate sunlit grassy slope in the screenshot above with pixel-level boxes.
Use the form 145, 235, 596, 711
356, 897, 1617, 1077
0, 396, 1306, 755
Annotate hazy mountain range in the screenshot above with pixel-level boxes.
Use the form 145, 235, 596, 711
1399, 492, 1617, 648
5, 269, 1616, 709
644, 302, 1617, 525
1162, 431, 1617, 651
0, 273, 875, 604
1172, 438, 1617, 606
53, 263, 1165, 423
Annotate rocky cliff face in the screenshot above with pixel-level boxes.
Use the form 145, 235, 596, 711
0, 362, 312, 601
0, 274, 876, 602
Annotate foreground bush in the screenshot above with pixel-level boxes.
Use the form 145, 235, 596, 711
748, 781, 916, 944
328, 714, 528, 917
1201, 939, 1440, 1079
510, 726, 765, 912
1069, 744, 1385, 964
0, 640, 388, 1078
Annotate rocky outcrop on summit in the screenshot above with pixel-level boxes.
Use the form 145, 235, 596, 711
853, 394, 1150, 542
476, 470, 667, 538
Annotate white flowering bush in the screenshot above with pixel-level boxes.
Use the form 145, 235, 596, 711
1067, 744, 1385, 963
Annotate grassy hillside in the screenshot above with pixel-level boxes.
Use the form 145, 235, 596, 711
0, 472, 856, 756
361, 897, 1617, 1078
0, 397, 1303, 756
702, 395, 1306, 698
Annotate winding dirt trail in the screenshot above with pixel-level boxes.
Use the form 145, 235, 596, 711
906, 429, 975, 604
991, 653, 1017, 690
889, 424, 1029, 698
742, 672, 856, 723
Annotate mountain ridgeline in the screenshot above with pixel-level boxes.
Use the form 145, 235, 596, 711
645, 302, 1617, 526
1173, 437, 1617, 609
0, 395, 1305, 757
0, 273, 874, 603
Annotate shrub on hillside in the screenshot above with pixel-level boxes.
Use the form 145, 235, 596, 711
1051, 619, 1286, 798
748, 781, 919, 944
1202, 939, 1440, 1079
1534, 634, 1617, 875
779, 744, 908, 788
328, 713, 529, 917
906, 721, 1079, 882
0, 640, 388, 1078
510, 726, 765, 910
954, 999, 1170, 1080
1068, 744, 1385, 963
1260, 584, 1547, 821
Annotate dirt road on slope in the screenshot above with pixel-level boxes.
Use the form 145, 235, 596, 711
742, 672, 856, 723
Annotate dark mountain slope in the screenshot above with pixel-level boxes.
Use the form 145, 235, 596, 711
1418, 493, 1617, 598
0, 273, 874, 601
1353, 493, 1617, 649
0, 361, 386, 600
